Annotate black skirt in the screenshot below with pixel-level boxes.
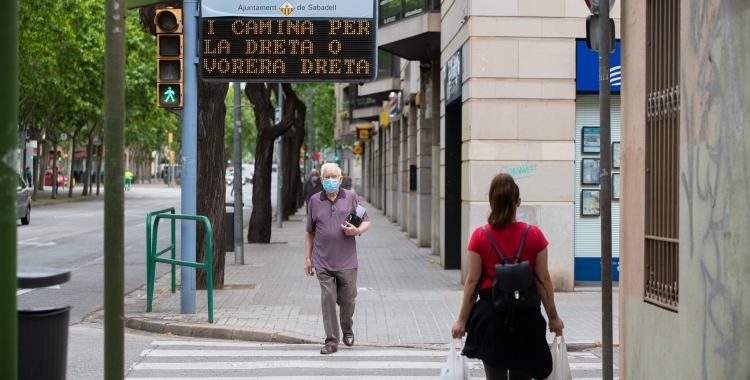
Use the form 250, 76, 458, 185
462, 289, 552, 379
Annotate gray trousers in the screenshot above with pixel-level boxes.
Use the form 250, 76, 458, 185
315, 268, 357, 346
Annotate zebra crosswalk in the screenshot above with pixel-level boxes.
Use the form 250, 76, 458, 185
126, 340, 616, 379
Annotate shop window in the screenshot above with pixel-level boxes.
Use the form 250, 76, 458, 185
644, 0, 680, 311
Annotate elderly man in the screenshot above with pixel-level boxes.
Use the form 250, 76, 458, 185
305, 163, 371, 354
304, 169, 324, 207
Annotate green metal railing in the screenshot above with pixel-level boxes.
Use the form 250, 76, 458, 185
145, 208, 213, 323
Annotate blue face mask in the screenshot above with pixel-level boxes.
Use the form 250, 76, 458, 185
323, 179, 339, 193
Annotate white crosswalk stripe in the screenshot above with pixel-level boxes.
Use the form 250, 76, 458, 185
126, 340, 614, 379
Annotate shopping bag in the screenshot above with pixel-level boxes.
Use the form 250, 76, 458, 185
548, 334, 572, 380
439, 340, 470, 380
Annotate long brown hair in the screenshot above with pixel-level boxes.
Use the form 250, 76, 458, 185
487, 173, 519, 229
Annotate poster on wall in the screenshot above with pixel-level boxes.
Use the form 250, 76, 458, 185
613, 173, 620, 200
582, 158, 601, 185
581, 189, 601, 216
612, 141, 621, 168
582, 127, 601, 154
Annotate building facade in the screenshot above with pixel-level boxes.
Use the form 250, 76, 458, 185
618, 0, 750, 378
335, 0, 623, 290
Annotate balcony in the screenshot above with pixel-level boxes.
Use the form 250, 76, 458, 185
378, 0, 440, 61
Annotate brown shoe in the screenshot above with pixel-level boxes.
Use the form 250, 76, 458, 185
320, 343, 337, 354
343, 333, 355, 347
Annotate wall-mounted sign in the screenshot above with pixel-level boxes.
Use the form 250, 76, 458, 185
200, 0, 378, 82
576, 40, 621, 92
444, 47, 462, 105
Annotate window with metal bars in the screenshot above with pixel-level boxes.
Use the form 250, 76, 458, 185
644, 0, 680, 311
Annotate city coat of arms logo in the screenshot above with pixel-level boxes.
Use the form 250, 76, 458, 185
280, 1, 294, 16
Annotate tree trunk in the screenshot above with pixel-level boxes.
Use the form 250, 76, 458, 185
36, 139, 46, 192
51, 142, 59, 199
281, 99, 306, 219
245, 83, 298, 243
68, 134, 76, 198
195, 79, 228, 290
96, 153, 102, 195
83, 136, 92, 196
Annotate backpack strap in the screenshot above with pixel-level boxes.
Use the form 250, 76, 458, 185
513, 224, 531, 261
481, 223, 531, 264
481, 226, 508, 264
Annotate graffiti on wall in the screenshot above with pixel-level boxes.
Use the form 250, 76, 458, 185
684, 0, 749, 378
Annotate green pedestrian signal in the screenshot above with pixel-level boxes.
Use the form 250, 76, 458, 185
158, 83, 182, 107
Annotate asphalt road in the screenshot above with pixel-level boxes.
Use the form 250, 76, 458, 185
16, 177, 269, 324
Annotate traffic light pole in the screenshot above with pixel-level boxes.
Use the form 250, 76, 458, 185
598, 0, 614, 378
233, 82, 244, 264
181, 0, 198, 314
104, 0, 126, 376
0, 0, 19, 376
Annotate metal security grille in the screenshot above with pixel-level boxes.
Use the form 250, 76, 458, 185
644, 0, 680, 311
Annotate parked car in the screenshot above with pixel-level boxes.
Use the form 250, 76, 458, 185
44, 169, 69, 187
16, 174, 30, 225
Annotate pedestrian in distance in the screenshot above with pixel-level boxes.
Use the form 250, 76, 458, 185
340, 171, 351, 190
303, 168, 324, 208
304, 163, 371, 354
451, 173, 564, 380
25, 167, 32, 187
124, 169, 133, 191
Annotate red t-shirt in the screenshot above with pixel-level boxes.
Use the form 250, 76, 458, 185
467, 222, 549, 291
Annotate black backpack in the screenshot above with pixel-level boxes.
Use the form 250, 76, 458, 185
474, 224, 540, 312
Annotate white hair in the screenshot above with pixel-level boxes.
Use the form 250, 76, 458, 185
320, 163, 342, 177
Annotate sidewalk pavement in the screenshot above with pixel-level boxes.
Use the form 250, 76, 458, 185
31, 183, 103, 207
119, 202, 619, 349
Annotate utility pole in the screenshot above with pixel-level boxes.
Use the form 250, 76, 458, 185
598, 0, 613, 378
181, 0, 199, 314
103, 0, 126, 376
233, 82, 244, 264
0, 0, 19, 376
276, 83, 283, 228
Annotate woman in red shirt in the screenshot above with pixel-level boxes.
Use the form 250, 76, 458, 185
452, 173, 564, 380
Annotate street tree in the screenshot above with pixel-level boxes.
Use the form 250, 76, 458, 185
140, 4, 227, 289
244, 83, 302, 243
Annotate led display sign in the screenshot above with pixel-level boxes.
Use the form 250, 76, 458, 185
200, 0, 377, 82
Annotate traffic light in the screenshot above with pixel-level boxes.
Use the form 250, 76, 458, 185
169, 150, 175, 162
334, 155, 339, 162
96, 144, 103, 157
156, 8, 183, 108
168, 132, 173, 143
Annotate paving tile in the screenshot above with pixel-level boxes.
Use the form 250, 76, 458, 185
130, 201, 618, 345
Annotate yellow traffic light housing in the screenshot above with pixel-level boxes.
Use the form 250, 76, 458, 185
155, 8, 182, 34
156, 8, 183, 108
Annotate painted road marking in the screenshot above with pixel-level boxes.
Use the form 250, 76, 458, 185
17, 285, 61, 296
140, 349, 449, 358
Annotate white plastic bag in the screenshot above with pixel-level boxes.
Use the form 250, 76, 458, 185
548, 334, 572, 380
440, 340, 470, 380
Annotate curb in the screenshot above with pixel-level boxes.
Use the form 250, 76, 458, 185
32, 194, 103, 208
124, 316, 600, 351
125, 316, 323, 345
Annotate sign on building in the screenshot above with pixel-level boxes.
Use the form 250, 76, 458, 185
443, 47, 462, 105
200, 0, 378, 82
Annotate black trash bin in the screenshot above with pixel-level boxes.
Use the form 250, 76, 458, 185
18, 306, 71, 380
226, 210, 234, 252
